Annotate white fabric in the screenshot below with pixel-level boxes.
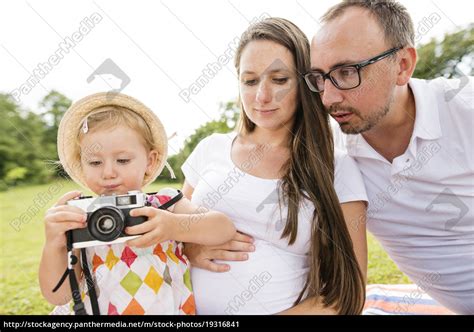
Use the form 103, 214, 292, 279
182, 132, 367, 314
332, 77, 474, 314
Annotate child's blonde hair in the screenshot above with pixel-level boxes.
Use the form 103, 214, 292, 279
71, 105, 159, 169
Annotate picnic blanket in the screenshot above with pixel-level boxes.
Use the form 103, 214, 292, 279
362, 284, 455, 315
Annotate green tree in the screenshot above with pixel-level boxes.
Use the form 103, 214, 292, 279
0, 91, 72, 190
163, 101, 239, 183
414, 23, 473, 79
0, 94, 50, 188
39, 90, 72, 168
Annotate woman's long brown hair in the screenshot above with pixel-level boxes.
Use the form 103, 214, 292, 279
234, 17, 365, 314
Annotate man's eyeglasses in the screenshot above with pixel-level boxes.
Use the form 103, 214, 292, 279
304, 46, 403, 93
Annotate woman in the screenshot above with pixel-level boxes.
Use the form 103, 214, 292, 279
182, 17, 368, 314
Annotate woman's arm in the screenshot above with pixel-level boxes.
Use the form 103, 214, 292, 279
278, 200, 368, 315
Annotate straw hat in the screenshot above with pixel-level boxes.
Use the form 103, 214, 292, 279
57, 92, 168, 189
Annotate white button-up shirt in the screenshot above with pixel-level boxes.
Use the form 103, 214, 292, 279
333, 77, 474, 314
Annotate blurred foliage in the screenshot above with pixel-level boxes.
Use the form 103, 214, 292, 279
0, 91, 71, 190
414, 23, 473, 78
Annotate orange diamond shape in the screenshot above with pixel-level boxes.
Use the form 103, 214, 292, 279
153, 243, 167, 263
181, 294, 196, 315
92, 254, 103, 272
122, 298, 145, 315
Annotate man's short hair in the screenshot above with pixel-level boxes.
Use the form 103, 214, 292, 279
321, 0, 415, 48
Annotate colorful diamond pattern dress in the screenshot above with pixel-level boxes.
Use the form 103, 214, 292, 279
78, 188, 195, 315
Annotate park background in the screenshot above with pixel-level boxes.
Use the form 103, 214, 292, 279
0, 0, 472, 314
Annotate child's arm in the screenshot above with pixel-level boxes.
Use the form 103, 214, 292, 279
125, 196, 236, 248
172, 197, 236, 245
38, 191, 86, 305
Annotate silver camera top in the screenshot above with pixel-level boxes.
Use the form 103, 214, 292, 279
67, 191, 147, 212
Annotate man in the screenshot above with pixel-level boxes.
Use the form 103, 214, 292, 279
303, 0, 473, 314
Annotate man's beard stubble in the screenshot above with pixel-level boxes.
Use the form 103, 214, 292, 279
328, 101, 392, 135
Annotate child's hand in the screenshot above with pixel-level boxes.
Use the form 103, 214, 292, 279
125, 207, 177, 248
44, 191, 87, 250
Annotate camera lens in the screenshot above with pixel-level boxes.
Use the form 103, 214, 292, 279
88, 206, 125, 242
96, 215, 116, 234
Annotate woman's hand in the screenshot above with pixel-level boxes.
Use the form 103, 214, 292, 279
125, 207, 177, 248
44, 191, 87, 250
184, 232, 255, 272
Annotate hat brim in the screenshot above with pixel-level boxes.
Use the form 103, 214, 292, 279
57, 92, 168, 189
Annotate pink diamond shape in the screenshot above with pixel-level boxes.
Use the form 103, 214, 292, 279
121, 246, 137, 268
108, 302, 119, 315
157, 195, 172, 205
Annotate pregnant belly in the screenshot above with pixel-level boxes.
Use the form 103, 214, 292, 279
191, 240, 309, 315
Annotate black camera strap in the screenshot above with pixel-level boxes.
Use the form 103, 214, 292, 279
68, 250, 87, 315
159, 190, 184, 210
81, 248, 100, 315
52, 233, 99, 315
146, 190, 184, 210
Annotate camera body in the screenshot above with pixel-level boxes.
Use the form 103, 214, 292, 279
67, 191, 148, 248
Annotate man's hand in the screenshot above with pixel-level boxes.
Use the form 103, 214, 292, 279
184, 232, 255, 272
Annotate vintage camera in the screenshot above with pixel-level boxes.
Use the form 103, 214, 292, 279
67, 191, 149, 248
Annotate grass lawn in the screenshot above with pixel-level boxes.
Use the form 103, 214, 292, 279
0, 180, 409, 314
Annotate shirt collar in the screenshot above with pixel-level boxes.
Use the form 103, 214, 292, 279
409, 78, 442, 141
